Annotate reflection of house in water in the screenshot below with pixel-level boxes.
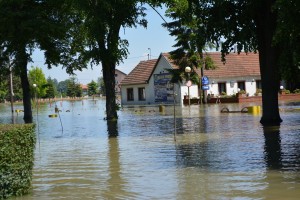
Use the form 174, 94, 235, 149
120, 52, 262, 106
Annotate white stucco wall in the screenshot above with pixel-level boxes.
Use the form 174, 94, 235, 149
120, 84, 149, 105
148, 56, 182, 105
207, 76, 260, 96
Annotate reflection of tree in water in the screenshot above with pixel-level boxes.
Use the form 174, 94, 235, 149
263, 126, 282, 169
103, 120, 134, 198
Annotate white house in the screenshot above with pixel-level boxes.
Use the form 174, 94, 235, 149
120, 52, 261, 106
196, 52, 261, 97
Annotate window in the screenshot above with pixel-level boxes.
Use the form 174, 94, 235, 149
237, 81, 245, 91
127, 88, 134, 101
138, 87, 145, 101
218, 82, 227, 95
256, 80, 262, 89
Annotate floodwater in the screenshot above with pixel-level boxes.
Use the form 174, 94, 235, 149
1, 99, 300, 200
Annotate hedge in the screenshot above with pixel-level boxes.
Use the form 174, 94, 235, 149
0, 124, 36, 199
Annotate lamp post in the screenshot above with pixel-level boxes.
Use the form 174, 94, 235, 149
9, 64, 15, 123
185, 66, 191, 106
33, 84, 37, 107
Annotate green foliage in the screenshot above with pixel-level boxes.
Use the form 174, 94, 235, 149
66, 77, 82, 98
293, 89, 300, 94
43, 83, 55, 99
28, 66, 48, 98
87, 80, 98, 96
45, 77, 58, 98
0, 124, 36, 199
238, 90, 246, 94
164, 0, 216, 85
57, 79, 70, 97
0, 67, 23, 102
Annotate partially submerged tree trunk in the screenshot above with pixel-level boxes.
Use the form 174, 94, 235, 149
102, 60, 118, 121
256, 0, 282, 126
16, 48, 32, 123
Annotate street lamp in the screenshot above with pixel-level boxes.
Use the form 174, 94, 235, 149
33, 83, 37, 106
185, 66, 192, 106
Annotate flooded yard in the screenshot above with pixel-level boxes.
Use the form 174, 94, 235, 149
1, 99, 300, 199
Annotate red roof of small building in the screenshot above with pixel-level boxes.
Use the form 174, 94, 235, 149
121, 52, 260, 85
120, 59, 158, 85
81, 84, 88, 90
198, 52, 260, 78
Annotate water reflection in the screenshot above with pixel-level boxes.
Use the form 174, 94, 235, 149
263, 126, 282, 169
1, 99, 299, 199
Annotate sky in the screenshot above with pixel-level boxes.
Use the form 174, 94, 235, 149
30, 6, 176, 85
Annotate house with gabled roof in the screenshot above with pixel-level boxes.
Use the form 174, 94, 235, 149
196, 52, 261, 97
120, 52, 261, 106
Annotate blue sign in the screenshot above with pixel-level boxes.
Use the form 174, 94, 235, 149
202, 76, 209, 85
202, 85, 210, 90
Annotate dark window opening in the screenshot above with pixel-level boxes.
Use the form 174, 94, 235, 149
127, 88, 134, 101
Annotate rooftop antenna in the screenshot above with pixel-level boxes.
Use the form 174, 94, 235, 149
148, 48, 151, 60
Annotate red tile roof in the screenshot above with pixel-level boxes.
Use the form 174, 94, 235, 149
121, 52, 260, 85
196, 52, 260, 78
120, 59, 157, 85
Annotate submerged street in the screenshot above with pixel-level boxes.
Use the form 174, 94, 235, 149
1, 99, 300, 199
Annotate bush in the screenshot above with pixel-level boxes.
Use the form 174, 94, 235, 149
0, 124, 36, 199
293, 88, 300, 93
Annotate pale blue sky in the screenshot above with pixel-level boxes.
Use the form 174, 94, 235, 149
30, 6, 175, 84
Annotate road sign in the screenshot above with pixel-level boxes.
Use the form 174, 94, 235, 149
202, 85, 210, 90
202, 76, 209, 85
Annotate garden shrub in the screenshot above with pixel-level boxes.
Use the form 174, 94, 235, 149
0, 124, 36, 199
293, 88, 300, 93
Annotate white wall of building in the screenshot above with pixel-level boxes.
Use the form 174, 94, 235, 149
120, 83, 149, 105
207, 76, 260, 96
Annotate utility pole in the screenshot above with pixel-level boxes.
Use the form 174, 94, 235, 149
9, 63, 15, 123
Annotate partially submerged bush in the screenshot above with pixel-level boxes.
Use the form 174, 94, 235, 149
0, 124, 36, 199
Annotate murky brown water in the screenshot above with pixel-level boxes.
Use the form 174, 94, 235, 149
1, 99, 300, 199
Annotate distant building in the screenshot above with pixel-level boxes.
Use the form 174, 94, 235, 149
120, 52, 261, 106
115, 69, 127, 94
81, 84, 88, 96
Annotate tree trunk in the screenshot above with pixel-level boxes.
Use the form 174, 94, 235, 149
16, 49, 32, 123
102, 60, 117, 121
256, 0, 282, 126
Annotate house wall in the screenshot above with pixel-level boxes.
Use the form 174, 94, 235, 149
121, 56, 201, 106
120, 84, 149, 105
115, 70, 126, 94
147, 57, 182, 105
180, 84, 199, 101
208, 76, 260, 96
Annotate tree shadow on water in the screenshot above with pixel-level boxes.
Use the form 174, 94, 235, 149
263, 126, 282, 170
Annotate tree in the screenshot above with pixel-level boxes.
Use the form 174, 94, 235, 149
98, 77, 106, 96
164, 1, 216, 103
275, 1, 300, 91
165, 0, 299, 126
28, 66, 48, 98
66, 77, 82, 98
70, 0, 163, 121
88, 80, 97, 97
44, 83, 55, 99
0, 65, 23, 102
0, 0, 80, 123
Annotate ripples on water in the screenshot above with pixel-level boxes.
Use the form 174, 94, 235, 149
1, 99, 299, 199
